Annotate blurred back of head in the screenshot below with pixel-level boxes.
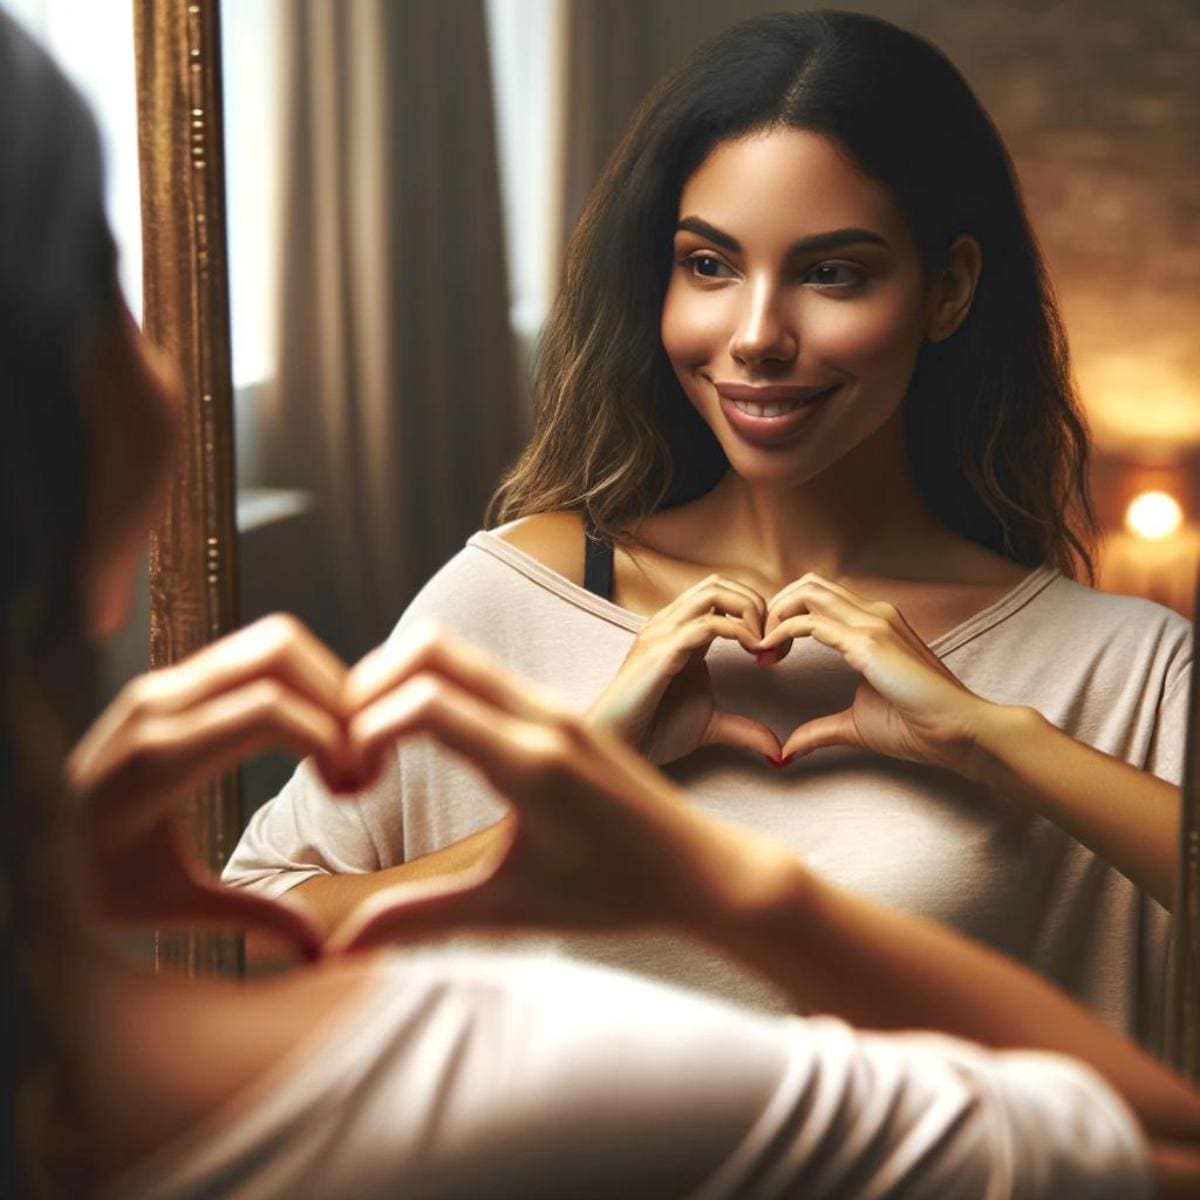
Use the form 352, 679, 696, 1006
0, 12, 116, 1196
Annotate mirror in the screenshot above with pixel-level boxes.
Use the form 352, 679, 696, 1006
135, 0, 1199, 1079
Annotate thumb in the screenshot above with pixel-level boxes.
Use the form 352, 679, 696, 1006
326, 868, 504, 956
199, 885, 324, 962
781, 709, 861, 760
139, 877, 324, 963
703, 710, 782, 759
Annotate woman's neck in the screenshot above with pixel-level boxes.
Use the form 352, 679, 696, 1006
700, 470, 941, 582
659, 419, 952, 585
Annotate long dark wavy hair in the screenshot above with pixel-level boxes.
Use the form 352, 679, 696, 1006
0, 14, 118, 1196
489, 9, 1097, 580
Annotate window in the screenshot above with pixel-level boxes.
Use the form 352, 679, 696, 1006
2, 0, 142, 318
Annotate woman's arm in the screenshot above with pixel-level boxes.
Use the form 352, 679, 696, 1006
964, 702, 1178, 907
583, 568, 1182, 905
288, 819, 511, 936
727, 859, 1200, 1196
760, 573, 1181, 909
707, 830, 1200, 1195
327, 628, 1200, 1159
698, 835, 1198, 1144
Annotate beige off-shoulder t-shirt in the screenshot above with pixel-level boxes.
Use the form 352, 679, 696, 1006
225, 533, 1191, 1049
104, 950, 1152, 1200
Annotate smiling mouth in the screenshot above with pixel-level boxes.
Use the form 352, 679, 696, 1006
714, 382, 840, 419
708, 379, 840, 446
728, 394, 818, 418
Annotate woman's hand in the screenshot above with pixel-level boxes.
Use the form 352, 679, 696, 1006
67, 614, 367, 960
760, 573, 997, 774
586, 574, 782, 765
327, 626, 792, 952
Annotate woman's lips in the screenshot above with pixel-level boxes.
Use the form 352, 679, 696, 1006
713, 381, 839, 445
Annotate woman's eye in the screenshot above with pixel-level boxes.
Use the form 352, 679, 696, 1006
804, 262, 865, 288
683, 253, 734, 279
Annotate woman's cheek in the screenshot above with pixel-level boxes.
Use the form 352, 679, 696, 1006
803, 289, 925, 377
661, 283, 727, 373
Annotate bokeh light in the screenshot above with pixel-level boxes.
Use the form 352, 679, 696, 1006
1124, 491, 1184, 541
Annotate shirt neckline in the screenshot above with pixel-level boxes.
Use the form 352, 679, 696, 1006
469, 530, 1060, 653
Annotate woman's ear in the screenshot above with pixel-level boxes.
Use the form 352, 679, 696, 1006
926, 235, 982, 342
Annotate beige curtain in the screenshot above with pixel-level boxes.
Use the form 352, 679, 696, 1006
264, 0, 520, 659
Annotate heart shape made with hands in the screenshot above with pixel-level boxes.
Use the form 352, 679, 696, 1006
74, 599, 973, 960
733, 573, 863, 766
70, 615, 517, 960
612, 569, 974, 770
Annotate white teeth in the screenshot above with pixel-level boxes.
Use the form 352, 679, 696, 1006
727, 387, 836, 418
732, 397, 805, 418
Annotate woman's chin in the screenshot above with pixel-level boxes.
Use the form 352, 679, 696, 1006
718, 441, 826, 489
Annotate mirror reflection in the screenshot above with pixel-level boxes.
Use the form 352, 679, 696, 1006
216, 0, 1196, 1058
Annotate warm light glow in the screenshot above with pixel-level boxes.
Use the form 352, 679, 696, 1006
1077, 355, 1200, 456
1125, 491, 1184, 541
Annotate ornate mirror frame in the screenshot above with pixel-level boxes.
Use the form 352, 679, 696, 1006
131, 0, 1200, 1080
134, 0, 240, 977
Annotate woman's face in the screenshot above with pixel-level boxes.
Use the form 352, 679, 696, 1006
660, 128, 935, 487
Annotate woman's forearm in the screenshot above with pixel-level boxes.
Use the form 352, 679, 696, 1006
692, 841, 1200, 1145
966, 704, 1179, 908
291, 820, 509, 935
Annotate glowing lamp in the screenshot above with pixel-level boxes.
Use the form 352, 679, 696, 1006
1124, 491, 1184, 541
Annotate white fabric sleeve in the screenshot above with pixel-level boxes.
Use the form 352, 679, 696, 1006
222, 542, 523, 896
221, 754, 395, 896
1146, 638, 1193, 784
112, 952, 1153, 1200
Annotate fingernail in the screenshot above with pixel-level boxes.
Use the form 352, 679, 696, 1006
764, 754, 784, 769
781, 753, 796, 767
755, 650, 775, 666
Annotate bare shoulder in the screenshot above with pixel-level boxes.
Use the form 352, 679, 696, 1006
490, 510, 587, 585
90, 955, 386, 1184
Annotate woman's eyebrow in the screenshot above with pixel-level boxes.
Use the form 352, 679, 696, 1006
675, 216, 889, 255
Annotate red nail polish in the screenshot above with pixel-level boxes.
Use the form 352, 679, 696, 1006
781, 753, 796, 767
764, 754, 784, 769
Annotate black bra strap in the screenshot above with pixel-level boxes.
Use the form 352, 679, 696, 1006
583, 524, 615, 601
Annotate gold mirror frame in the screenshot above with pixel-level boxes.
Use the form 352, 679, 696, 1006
134, 0, 240, 977
132, 0, 1200, 1079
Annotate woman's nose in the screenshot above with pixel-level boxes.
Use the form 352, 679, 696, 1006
729, 280, 797, 369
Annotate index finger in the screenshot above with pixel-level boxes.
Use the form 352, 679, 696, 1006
344, 623, 566, 721
118, 615, 348, 724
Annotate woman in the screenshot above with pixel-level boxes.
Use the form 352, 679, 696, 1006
227, 10, 1188, 1049
4, 12, 1200, 1200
